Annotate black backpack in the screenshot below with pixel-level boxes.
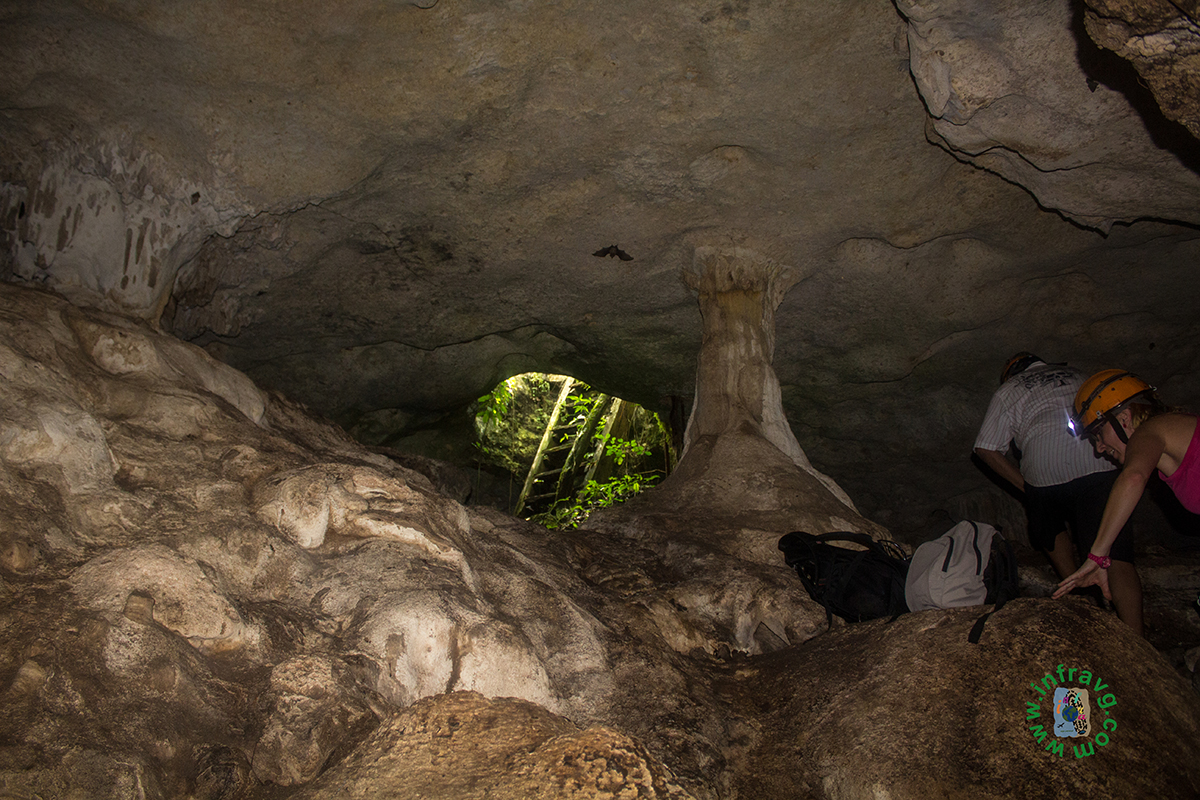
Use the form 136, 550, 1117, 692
778, 531, 911, 623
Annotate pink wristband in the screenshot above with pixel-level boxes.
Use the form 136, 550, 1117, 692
1087, 553, 1111, 569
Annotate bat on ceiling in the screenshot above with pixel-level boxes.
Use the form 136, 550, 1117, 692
593, 245, 633, 261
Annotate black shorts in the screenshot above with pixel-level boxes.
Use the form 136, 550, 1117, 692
1025, 471, 1135, 563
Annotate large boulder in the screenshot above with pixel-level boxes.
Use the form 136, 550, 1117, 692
728, 598, 1200, 798
291, 691, 699, 800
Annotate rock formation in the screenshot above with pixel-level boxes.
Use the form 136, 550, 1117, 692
3, 0, 1200, 539
3, 1, 1200, 795
680, 246, 855, 510
3, 281, 1199, 799
897, 0, 1200, 231
1082, 0, 1200, 140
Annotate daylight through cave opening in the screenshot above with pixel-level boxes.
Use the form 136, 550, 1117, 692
472, 373, 677, 528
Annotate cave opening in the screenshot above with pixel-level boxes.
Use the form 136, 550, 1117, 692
470, 372, 678, 528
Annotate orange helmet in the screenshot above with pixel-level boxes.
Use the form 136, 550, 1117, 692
1072, 369, 1155, 436
1000, 352, 1042, 384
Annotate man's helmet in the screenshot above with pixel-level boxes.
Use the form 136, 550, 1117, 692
1072, 369, 1155, 438
1000, 352, 1042, 385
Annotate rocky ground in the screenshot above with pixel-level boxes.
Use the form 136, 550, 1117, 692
2, 281, 1199, 799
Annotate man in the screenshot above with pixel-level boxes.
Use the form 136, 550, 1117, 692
973, 353, 1143, 636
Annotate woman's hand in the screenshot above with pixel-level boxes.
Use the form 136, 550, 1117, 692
1053, 559, 1111, 600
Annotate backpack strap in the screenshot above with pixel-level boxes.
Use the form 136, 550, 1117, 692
967, 610, 993, 644
969, 521, 983, 576
814, 531, 881, 549
968, 529, 1018, 644
815, 531, 905, 561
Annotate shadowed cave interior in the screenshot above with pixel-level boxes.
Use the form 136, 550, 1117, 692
3, 1, 1200, 798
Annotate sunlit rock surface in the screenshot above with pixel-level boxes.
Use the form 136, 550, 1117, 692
3, 282, 1200, 799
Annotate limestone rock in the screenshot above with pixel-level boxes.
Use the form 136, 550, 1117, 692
3, 0, 1200, 546
291, 691, 698, 800
0, 747, 166, 800
251, 656, 375, 786
67, 312, 267, 424
250, 463, 466, 555
727, 598, 1200, 799
1084, 0, 1200, 139
0, 395, 115, 495
896, 0, 1200, 230
348, 587, 559, 713
70, 544, 260, 653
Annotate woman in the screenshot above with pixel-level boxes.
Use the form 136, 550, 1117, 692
1053, 370, 1200, 609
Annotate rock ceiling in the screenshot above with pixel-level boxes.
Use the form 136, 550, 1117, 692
3, 0, 1200, 534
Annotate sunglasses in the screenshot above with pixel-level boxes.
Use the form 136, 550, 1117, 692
1083, 420, 1109, 444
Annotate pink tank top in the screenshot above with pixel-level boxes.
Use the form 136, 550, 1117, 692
1160, 417, 1200, 514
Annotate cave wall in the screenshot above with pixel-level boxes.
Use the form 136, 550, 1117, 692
2, 0, 1200, 539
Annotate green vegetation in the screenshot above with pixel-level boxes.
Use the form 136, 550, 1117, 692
473, 373, 675, 529
472, 374, 553, 474
532, 473, 656, 530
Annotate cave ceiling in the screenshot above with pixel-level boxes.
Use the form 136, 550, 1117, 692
3, 0, 1200, 535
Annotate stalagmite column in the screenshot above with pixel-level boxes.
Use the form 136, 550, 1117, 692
681, 246, 856, 510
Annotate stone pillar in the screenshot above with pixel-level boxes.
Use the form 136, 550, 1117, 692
682, 246, 856, 510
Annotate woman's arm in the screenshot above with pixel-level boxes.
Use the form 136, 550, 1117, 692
1052, 426, 1165, 599
1050, 469, 1147, 599
1088, 461, 1153, 558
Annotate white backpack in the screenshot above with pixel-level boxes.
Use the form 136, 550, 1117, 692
905, 520, 1012, 611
